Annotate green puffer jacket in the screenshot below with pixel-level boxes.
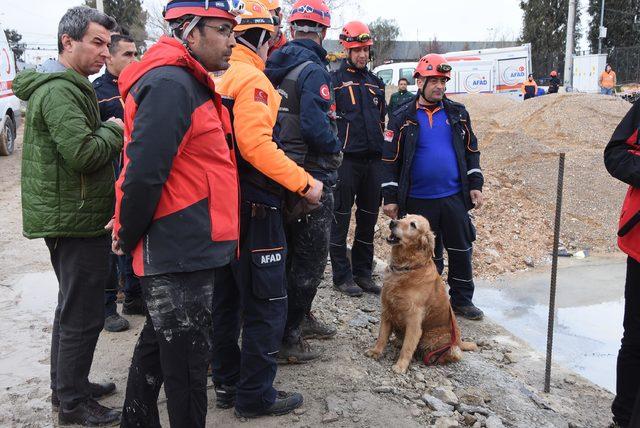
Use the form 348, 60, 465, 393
13, 60, 123, 238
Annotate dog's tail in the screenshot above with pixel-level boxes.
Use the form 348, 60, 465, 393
449, 306, 478, 352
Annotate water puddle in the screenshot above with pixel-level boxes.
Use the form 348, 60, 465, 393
476, 256, 627, 392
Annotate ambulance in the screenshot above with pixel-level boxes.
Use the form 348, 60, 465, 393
0, 25, 20, 156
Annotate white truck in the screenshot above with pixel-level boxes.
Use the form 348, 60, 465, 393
0, 25, 21, 156
373, 44, 532, 98
444, 44, 532, 96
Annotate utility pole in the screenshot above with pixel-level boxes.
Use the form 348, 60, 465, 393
563, 0, 577, 90
598, 0, 606, 54
96, 0, 104, 12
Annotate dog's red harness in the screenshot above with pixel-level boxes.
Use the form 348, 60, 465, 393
423, 308, 458, 365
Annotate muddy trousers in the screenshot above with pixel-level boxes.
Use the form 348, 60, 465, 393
121, 269, 215, 428
284, 190, 334, 338
211, 202, 287, 413
330, 155, 382, 285
612, 256, 640, 427
45, 236, 110, 409
406, 193, 477, 307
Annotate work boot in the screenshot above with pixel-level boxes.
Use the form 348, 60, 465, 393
214, 383, 236, 409
235, 390, 303, 418
300, 312, 336, 340
278, 333, 321, 364
452, 303, 484, 321
103, 314, 129, 332
334, 278, 363, 297
354, 276, 381, 295
52, 382, 117, 411
122, 296, 145, 315
58, 398, 121, 426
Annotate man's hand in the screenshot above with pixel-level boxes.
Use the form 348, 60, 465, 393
111, 239, 125, 256
470, 190, 484, 209
104, 219, 114, 231
108, 117, 124, 129
303, 179, 323, 205
383, 203, 399, 219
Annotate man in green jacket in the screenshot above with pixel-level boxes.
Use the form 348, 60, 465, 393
388, 77, 415, 117
13, 6, 124, 427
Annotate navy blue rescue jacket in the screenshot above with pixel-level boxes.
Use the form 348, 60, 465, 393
331, 60, 386, 155
381, 96, 484, 214
265, 39, 342, 185
93, 69, 123, 121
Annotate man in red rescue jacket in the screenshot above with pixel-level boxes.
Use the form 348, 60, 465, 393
111, 1, 244, 426
605, 100, 640, 428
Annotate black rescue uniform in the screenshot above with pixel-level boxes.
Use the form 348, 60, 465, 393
329, 59, 386, 287
381, 96, 483, 308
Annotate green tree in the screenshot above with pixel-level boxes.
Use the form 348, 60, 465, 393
3, 29, 25, 61
368, 18, 400, 66
587, 0, 640, 52
519, 0, 581, 79
84, 0, 148, 48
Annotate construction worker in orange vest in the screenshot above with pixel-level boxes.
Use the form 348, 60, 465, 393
211, 0, 322, 418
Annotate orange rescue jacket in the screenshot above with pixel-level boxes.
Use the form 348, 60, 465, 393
216, 45, 314, 195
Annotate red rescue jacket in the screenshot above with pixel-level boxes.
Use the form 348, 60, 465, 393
605, 101, 640, 263
115, 36, 239, 276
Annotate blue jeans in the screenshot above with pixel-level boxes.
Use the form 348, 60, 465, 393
601, 87, 614, 95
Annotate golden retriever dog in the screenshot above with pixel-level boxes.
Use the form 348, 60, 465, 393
366, 214, 477, 374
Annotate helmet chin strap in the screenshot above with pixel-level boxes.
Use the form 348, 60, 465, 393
237, 29, 268, 53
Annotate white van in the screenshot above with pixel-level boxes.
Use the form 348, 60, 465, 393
0, 25, 21, 155
373, 62, 418, 93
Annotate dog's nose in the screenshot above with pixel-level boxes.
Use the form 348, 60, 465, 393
390, 220, 398, 229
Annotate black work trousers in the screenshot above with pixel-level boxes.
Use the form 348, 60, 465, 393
330, 155, 382, 285
45, 236, 111, 409
121, 269, 215, 428
211, 201, 287, 414
612, 256, 640, 427
406, 192, 477, 307
284, 189, 334, 337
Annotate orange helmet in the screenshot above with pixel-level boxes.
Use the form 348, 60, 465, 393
234, 0, 274, 33
340, 21, 373, 49
164, 0, 246, 22
414, 54, 452, 80
550, 70, 558, 77
289, 0, 331, 28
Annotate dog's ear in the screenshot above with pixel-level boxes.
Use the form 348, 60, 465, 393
420, 228, 436, 257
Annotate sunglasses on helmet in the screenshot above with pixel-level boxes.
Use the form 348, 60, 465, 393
339, 33, 372, 43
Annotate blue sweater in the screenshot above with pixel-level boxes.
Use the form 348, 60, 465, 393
409, 105, 462, 199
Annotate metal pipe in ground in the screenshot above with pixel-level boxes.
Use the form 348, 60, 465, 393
544, 153, 565, 393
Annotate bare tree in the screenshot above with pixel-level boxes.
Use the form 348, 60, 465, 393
426, 36, 443, 54
146, 0, 170, 41
368, 18, 400, 67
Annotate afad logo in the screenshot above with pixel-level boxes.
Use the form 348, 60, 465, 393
463, 73, 488, 93
502, 65, 526, 85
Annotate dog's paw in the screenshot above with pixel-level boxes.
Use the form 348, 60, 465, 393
392, 362, 408, 374
365, 348, 382, 360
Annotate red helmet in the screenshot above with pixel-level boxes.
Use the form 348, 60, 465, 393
289, 0, 331, 28
340, 21, 373, 49
414, 54, 452, 80
550, 70, 558, 77
163, 0, 245, 22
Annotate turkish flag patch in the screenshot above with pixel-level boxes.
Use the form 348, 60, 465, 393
319, 84, 331, 100
384, 130, 395, 142
254, 88, 269, 105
